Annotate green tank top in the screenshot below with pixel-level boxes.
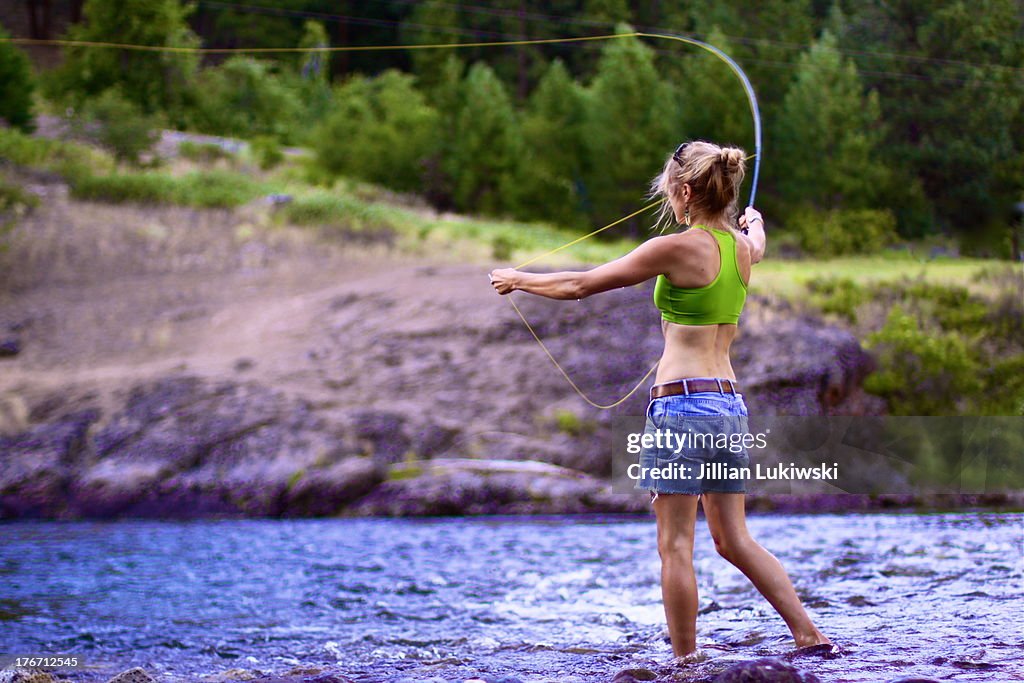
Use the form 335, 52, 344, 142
653, 226, 748, 325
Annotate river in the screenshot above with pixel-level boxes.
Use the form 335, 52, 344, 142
1, 512, 1021, 682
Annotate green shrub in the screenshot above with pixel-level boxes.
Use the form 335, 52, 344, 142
162, 170, 262, 208
864, 306, 982, 415
985, 291, 1024, 351
186, 57, 302, 142
0, 178, 39, 212
77, 88, 161, 165
70, 169, 262, 208
805, 276, 867, 323
491, 235, 513, 261
978, 354, 1024, 415
0, 128, 113, 178
789, 207, 898, 257
0, 129, 55, 167
69, 171, 172, 204
280, 192, 397, 232
971, 262, 1024, 288
178, 141, 234, 163
0, 177, 40, 237
0, 26, 35, 132
314, 70, 439, 193
892, 280, 989, 334
280, 193, 355, 224
806, 271, 1022, 416
250, 136, 284, 170
44, 0, 199, 121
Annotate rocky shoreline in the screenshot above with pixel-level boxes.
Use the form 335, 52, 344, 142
2, 279, 1019, 520
3, 330, 1019, 520
0, 276, 904, 521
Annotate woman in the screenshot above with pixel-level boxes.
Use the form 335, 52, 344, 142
489, 140, 831, 659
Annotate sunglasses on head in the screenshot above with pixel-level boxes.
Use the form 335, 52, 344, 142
672, 142, 690, 165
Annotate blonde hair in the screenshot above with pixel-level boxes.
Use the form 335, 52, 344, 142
649, 140, 746, 232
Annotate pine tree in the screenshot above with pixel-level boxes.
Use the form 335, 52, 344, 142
515, 59, 588, 227
401, 1, 462, 92
685, 0, 814, 112
678, 28, 753, 151
421, 55, 465, 209
775, 31, 889, 210
47, 0, 199, 121
446, 62, 524, 215
0, 26, 35, 132
584, 27, 678, 232
843, 0, 1024, 235
583, 0, 632, 26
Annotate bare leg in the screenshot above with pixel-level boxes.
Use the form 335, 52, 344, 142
652, 493, 701, 657
701, 492, 830, 648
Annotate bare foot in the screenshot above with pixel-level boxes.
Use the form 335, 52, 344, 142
790, 642, 844, 660
793, 629, 831, 648
671, 649, 709, 666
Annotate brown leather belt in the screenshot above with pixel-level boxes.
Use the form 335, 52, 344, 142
650, 378, 739, 401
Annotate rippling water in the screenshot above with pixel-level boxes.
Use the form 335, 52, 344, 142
1, 513, 1021, 682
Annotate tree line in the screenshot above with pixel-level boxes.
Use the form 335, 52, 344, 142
1, 0, 1022, 255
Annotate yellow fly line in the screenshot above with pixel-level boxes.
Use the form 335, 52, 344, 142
0, 33, 636, 54
2, 30, 763, 410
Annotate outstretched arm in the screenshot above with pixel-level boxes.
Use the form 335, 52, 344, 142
490, 235, 677, 300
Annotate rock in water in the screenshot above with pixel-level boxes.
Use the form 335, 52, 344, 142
612, 668, 658, 682
349, 458, 646, 516
0, 669, 56, 683
104, 668, 156, 683
713, 657, 821, 683
303, 674, 356, 683
283, 457, 384, 516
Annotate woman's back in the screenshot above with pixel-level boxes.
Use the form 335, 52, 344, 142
655, 225, 752, 384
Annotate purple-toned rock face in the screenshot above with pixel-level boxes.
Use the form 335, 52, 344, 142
0, 274, 886, 520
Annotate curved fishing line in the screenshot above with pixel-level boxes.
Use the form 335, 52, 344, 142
513, 199, 663, 270
0, 33, 635, 54
1, 32, 761, 204
636, 32, 762, 206
505, 32, 762, 408
2, 32, 760, 207
2, 31, 763, 409
508, 297, 660, 409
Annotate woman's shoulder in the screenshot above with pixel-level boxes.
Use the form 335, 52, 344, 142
645, 229, 705, 263
660, 227, 717, 248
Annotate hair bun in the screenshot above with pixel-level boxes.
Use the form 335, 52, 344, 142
720, 147, 745, 174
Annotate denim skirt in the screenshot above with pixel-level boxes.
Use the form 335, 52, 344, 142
634, 382, 751, 496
